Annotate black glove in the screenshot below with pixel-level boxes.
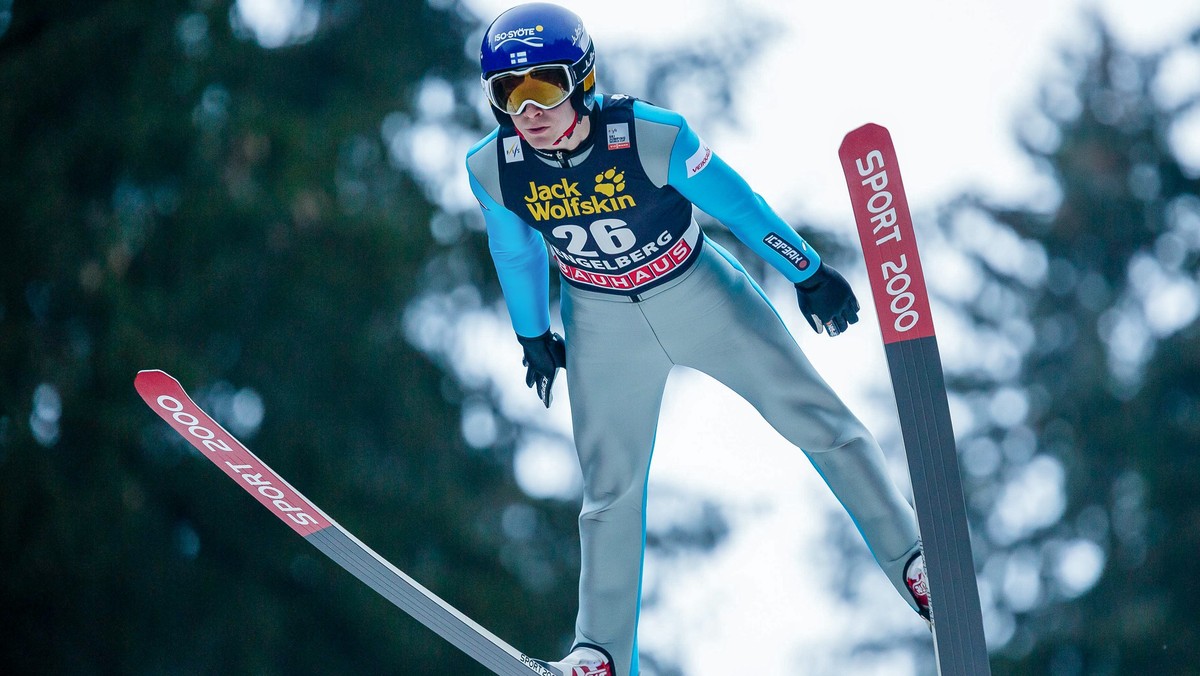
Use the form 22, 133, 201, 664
516, 330, 567, 408
795, 263, 860, 337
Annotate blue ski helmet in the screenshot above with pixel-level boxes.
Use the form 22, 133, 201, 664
480, 3, 596, 127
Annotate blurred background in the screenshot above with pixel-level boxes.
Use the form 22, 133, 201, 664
3, 0, 1199, 674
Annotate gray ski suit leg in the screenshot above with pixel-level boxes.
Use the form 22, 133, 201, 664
560, 240, 920, 676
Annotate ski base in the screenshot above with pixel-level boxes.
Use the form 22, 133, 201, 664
839, 124, 991, 675
135, 369, 558, 676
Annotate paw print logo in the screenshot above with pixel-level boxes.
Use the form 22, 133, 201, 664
594, 168, 626, 197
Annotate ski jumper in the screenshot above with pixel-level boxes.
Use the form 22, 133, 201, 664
466, 95, 921, 676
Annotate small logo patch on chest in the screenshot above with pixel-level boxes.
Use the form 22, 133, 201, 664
607, 123, 630, 150
503, 136, 524, 163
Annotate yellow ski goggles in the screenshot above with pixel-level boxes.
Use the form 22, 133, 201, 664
483, 64, 575, 115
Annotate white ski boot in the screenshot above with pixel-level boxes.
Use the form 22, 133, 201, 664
539, 645, 613, 676
905, 551, 933, 628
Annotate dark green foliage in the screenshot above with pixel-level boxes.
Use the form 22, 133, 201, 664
939, 18, 1200, 675
0, 1, 580, 672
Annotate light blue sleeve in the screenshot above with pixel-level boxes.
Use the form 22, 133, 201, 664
465, 149, 551, 338
636, 103, 822, 284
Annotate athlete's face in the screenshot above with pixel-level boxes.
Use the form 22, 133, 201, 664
509, 100, 588, 151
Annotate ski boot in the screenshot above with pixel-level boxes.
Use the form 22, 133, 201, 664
537, 645, 613, 676
905, 551, 933, 628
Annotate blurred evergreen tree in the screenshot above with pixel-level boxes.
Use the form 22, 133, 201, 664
931, 17, 1200, 675
0, 1, 584, 673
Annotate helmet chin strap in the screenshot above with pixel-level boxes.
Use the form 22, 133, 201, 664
511, 109, 582, 146
514, 108, 592, 168
550, 110, 584, 147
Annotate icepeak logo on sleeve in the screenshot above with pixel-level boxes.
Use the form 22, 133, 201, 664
503, 136, 524, 163
686, 139, 713, 178
763, 233, 811, 271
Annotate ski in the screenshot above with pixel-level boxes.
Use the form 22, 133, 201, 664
838, 124, 991, 675
134, 369, 557, 676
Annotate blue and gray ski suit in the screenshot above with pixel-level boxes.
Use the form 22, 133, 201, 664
466, 94, 921, 676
